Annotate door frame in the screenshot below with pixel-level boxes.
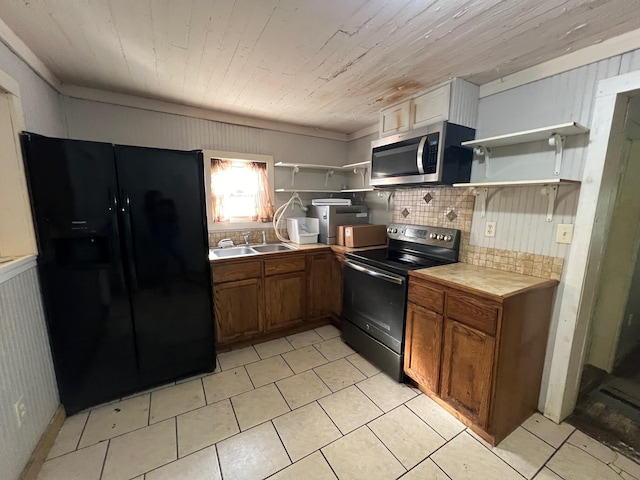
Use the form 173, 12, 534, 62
544, 70, 640, 422
0, 68, 36, 257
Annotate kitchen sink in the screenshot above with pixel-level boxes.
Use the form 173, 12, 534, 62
209, 243, 297, 260
251, 243, 296, 253
209, 246, 257, 259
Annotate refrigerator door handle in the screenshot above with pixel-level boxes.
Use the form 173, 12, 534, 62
121, 190, 139, 289
108, 189, 128, 290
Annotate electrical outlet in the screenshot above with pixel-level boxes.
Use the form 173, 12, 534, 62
556, 224, 574, 244
14, 396, 26, 428
485, 221, 496, 237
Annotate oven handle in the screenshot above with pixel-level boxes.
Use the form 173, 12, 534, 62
344, 259, 405, 285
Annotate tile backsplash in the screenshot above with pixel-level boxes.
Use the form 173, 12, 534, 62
392, 187, 562, 280
208, 227, 281, 247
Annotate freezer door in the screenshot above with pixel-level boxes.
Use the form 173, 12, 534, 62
20, 132, 139, 414
114, 145, 215, 383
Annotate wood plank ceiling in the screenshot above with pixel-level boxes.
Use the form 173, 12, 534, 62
0, 0, 638, 134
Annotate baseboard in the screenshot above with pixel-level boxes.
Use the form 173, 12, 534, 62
20, 405, 65, 480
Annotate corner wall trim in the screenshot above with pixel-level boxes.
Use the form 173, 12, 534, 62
19, 405, 65, 480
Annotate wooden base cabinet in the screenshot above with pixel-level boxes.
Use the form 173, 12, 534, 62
214, 278, 264, 344
211, 250, 333, 348
404, 271, 557, 445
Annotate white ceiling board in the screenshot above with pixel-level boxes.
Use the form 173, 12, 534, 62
1, 0, 639, 134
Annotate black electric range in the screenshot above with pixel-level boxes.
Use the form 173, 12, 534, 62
341, 223, 461, 381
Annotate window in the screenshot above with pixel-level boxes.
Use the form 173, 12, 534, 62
203, 150, 275, 230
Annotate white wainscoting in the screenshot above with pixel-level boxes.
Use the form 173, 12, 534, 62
0, 260, 58, 480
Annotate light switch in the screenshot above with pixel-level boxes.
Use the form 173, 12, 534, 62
556, 224, 574, 244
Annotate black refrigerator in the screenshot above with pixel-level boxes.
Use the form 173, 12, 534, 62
21, 132, 216, 414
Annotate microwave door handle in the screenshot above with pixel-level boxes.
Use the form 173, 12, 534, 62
344, 259, 405, 285
416, 136, 427, 174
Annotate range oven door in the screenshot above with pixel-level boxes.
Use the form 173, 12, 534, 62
342, 258, 407, 353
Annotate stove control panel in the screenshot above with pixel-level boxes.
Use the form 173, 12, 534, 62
386, 223, 460, 249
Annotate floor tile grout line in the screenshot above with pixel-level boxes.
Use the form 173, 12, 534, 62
243, 364, 257, 390
69, 415, 179, 457
51, 408, 91, 459
520, 419, 575, 450
563, 431, 631, 469
98, 439, 110, 480
270, 419, 294, 465
141, 435, 224, 478
174, 414, 179, 460
147, 390, 152, 426
399, 458, 453, 480
352, 376, 398, 414
344, 353, 380, 378
320, 449, 341, 480
425, 428, 468, 477
463, 428, 530, 479
364, 423, 409, 474
401, 398, 451, 443
542, 432, 618, 479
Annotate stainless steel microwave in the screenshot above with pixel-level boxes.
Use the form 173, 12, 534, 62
370, 121, 475, 187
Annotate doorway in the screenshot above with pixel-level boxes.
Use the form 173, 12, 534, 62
569, 94, 640, 460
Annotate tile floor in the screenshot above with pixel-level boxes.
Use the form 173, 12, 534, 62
38, 325, 640, 480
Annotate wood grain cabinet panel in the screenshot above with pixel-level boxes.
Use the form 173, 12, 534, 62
408, 280, 445, 314
330, 253, 344, 319
307, 252, 332, 320
264, 254, 305, 276
404, 302, 443, 393
265, 272, 305, 330
214, 278, 264, 343
211, 260, 262, 284
440, 319, 495, 428
446, 291, 499, 336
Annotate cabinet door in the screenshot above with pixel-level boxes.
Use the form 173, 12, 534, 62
440, 319, 495, 427
411, 83, 450, 129
214, 278, 264, 344
330, 253, 344, 318
265, 272, 305, 330
307, 252, 332, 319
379, 101, 411, 137
404, 303, 443, 393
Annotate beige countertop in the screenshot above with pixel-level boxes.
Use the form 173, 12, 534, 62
410, 263, 558, 299
209, 242, 387, 262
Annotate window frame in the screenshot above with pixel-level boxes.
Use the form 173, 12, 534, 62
202, 150, 275, 232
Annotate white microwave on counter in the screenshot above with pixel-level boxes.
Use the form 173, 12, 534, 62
370, 121, 475, 187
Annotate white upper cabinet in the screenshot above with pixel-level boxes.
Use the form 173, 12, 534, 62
379, 102, 411, 137
411, 83, 451, 128
379, 78, 479, 138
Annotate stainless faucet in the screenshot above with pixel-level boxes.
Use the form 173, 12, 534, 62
261, 230, 266, 244
242, 232, 250, 245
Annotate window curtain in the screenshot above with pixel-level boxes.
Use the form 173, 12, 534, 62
211, 158, 233, 222
245, 162, 274, 222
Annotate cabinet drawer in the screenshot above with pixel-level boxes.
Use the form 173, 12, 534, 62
212, 260, 262, 283
446, 290, 499, 336
408, 280, 445, 314
264, 254, 305, 276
